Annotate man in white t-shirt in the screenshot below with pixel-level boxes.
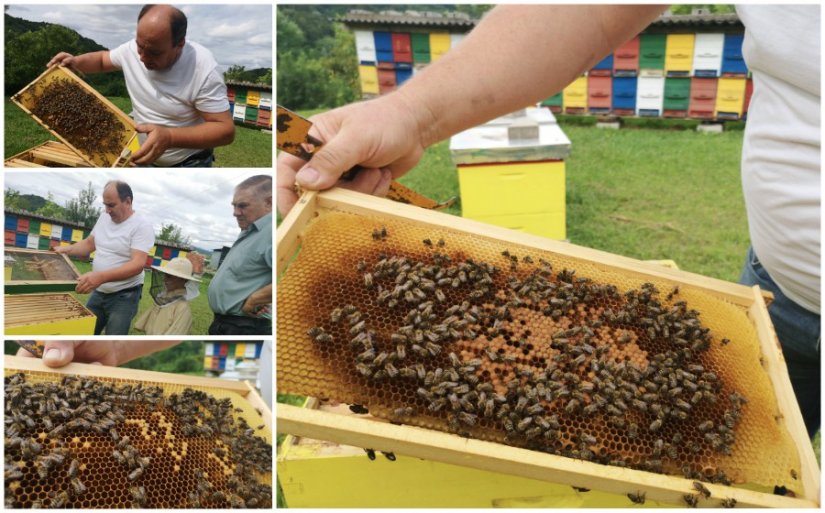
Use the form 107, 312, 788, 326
47, 4, 234, 167
55, 181, 155, 334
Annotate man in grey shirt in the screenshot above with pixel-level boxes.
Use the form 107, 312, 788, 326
207, 175, 272, 335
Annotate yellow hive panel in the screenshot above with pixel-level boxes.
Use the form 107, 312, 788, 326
358, 65, 379, 95
457, 161, 565, 218
5, 293, 96, 335
4, 360, 272, 509
278, 204, 804, 500
563, 76, 588, 110
664, 34, 695, 75
714, 77, 746, 118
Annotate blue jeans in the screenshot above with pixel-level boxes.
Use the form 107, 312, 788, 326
739, 247, 820, 438
86, 286, 143, 335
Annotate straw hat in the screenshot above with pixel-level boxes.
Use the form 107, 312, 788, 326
151, 257, 202, 282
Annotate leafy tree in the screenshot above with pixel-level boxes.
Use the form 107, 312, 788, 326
5, 24, 82, 94
64, 181, 100, 228
36, 192, 67, 219
670, 5, 735, 14
158, 223, 191, 245
4, 188, 26, 210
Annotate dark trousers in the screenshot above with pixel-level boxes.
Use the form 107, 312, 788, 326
739, 246, 820, 439
86, 285, 143, 335
208, 313, 271, 335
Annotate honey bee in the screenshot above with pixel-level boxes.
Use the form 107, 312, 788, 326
693, 481, 711, 499
70, 477, 87, 496
649, 419, 663, 432
128, 467, 144, 481
423, 238, 432, 246
627, 491, 646, 504
683, 494, 700, 508
721, 497, 737, 508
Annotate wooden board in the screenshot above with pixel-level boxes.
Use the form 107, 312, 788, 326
276, 188, 819, 507
11, 65, 137, 167
5, 248, 82, 294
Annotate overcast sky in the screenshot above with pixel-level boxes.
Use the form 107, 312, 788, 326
4, 170, 270, 250
5, 3, 272, 72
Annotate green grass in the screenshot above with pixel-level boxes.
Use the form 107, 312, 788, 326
5, 96, 271, 167
70, 260, 214, 335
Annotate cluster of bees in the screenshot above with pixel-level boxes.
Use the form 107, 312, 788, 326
4, 373, 271, 508
29, 78, 125, 160
307, 227, 751, 494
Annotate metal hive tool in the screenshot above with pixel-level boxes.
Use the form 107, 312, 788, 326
4, 360, 272, 509
278, 208, 804, 497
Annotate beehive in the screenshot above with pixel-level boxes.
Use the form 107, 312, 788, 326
5, 293, 96, 335
5, 248, 81, 294
277, 189, 818, 508
4, 356, 272, 509
4, 141, 92, 168
11, 65, 138, 167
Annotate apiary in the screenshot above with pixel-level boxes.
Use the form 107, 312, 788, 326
277, 188, 818, 508
4, 141, 92, 168
5, 293, 96, 335
4, 355, 273, 509
11, 65, 139, 168
4, 248, 82, 294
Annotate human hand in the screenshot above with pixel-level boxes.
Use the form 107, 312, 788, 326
132, 124, 173, 165
47, 52, 76, 69
51, 244, 70, 254
186, 252, 205, 274
75, 271, 105, 294
241, 295, 270, 317
16, 341, 120, 367
277, 93, 427, 216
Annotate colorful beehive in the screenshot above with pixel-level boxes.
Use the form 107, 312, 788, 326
662, 77, 691, 117
636, 76, 665, 116
721, 33, 747, 76
354, 29, 377, 63
259, 92, 272, 110
688, 77, 719, 119
742, 78, 753, 119
373, 31, 394, 62
246, 90, 260, 108
590, 53, 613, 77
411, 32, 431, 63
562, 75, 587, 114
245, 106, 259, 124
429, 33, 451, 61
715, 77, 747, 119
391, 33, 412, 63
257, 109, 272, 128
377, 67, 396, 94
540, 92, 562, 114
664, 33, 695, 77
691, 33, 724, 77
233, 104, 246, 122
5, 292, 96, 335
639, 33, 666, 76
450, 108, 570, 240
587, 75, 612, 113
611, 76, 637, 115
395, 67, 413, 86
613, 36, 640, 76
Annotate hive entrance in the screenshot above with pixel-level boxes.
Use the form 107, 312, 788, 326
278, 211, 801, 494
4, 371, 272, 508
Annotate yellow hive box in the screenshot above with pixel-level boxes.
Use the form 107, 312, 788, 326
457, 161, 565, 240
664, 34, 695, 76
247, 90, 261, 107
11, 65, 138, 167
715, 77, 747, 119
563, 75, 588, 112
429, 32, 451, 61
5, 293, 96, 335
358, 65, 379, 95
4, 140, 92, 168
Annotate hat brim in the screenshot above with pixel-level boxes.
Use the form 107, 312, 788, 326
150, 265, 202, 282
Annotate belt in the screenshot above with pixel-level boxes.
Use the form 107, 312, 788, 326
174, 148, 214, 167
213, 313, 270, 327
97, 284, 143, 295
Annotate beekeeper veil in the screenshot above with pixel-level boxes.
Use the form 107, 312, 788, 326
149, 256, 201, 307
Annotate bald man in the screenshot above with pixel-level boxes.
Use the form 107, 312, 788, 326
48, 4, 234, 167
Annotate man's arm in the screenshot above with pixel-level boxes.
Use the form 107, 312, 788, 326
47, 51, 118, 74
75, 249, 148, 294
54, 235, 96, 258
241, 283, 272, 317
131, 110, 235, 165
17, 341, 181, 368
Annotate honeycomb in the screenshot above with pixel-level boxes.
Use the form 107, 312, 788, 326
4, 370, 272, 508
278, 210, 802, 494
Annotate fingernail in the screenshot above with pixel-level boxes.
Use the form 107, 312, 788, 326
296, 167, 319, 186
44, 348, 62, 362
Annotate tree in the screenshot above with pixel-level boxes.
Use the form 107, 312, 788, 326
158, 223, 191, 245
4, 188, 26, 210
36, 192, 67, 219
5, 24, 82, 94
64, 182, 100, 228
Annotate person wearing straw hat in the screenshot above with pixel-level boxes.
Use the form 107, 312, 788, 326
134, 255, 201, 335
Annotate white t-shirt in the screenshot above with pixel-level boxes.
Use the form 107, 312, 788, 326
109, 40, 230, 166
736, 5, 821, 314
90, 211, 155, 293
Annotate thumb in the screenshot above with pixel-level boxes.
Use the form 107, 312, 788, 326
135, 124, 152, 134
295, 133, 364, 190
42, 341, 76, 368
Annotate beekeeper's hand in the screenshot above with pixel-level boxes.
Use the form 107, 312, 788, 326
16, 341, 182, 368
75, 271, 105, 294
132, 124, 173, 165
47, 52, 77, 69
186, 252, 205, 274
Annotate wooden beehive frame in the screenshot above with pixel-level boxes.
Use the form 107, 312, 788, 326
5, 141, 92, 168
4, 292, 95, 327
276, 188, 819, 508
4, 248, 83, 294
11, 65, 138, 168
5, 355, 272, 434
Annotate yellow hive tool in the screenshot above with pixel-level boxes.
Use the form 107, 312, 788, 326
276, 105, 455, 210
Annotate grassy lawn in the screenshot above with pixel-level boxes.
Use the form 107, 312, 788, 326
278, 112, 820, 505
70, 260, 214, 335
4, 96, 272, 167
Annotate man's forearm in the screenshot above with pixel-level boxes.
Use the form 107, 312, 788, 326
72, 51, 115, 74
114, 341, 182, 366
96, 260, 146, 284
64, 238, 94, 258
169, 118, 235, 149
395, 4, 667, 147
246, 284, 272, 307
